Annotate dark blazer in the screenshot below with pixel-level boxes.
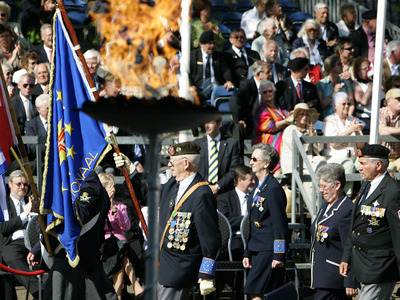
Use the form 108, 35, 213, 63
244, 174, 288, 260
194, 135, 241, 194
275, 76, 320, 113
342, 174, 400, 284
323, 21, 339, 43
292, 38, 331, 63
271, 62, 288, 84
223, 47, 260, 87
350, 26, 392, 59
25, 115, 47, 160
32, 45, 49, 64
158, 173, 221, 288
218, 189, 242, 232
11, 94, 38, 134
311, 194, 357, 290
32, 84, 44, 97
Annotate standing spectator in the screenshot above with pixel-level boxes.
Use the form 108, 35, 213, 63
12, 51, 39, 84
265, 0, 292, 50
32, 62, 50, 96
289, 47, 322, 84
260, 40, 287, 84
336, 2, 359, 37
83, 49, 105, 91
223, 29, 260, 87
340, 144, 400, 300
32, 23, 52, 64
322, 91, 365, 196
334, 37, 355, 82
379, 88, 400, 172
240, 0, 267, 41
0, 24, 22, 70
313, 3, 339, 49
382, 40, 400, 84
17, 0, 55, 37
243, 143, 288, 299
0, 1, 30, 49
317, 55, 355, 120
311, 163, 357, 300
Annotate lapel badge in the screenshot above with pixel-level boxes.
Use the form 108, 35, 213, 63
253, 221, 261, 228
80, 192, 91, 203
169, 199, 174, 208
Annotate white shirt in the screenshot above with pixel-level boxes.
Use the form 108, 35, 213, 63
10, 195, 28, 241
235, 187, 248, 217
366, 172, 386, 199
176, 173, 197, 206
387, 57, 400, 76
240, 6, 266, 40
20, 93, 33, 121
231, 45, 248, 65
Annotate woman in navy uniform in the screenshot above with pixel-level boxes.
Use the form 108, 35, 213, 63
311, 163, 357, 299
242, 143, 288, 299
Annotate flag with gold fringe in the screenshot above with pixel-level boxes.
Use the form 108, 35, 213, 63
41, 9, 110, 267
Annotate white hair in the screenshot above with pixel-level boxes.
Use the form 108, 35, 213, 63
35, 94, 49, 108
332, 91, 349, 107
257, 18, 275, 35
386, 41, 400, 58
1, 62, 12, 73
314, 2, 328, 14
83, 49, 100, 63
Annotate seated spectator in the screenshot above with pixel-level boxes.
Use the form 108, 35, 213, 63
260, 39, 287, 84
336, 2, 359, 37
382, 40, 400, 84
190, 0, 225, 51
32, 62, 50, 96
189, 30, 233, 103
17, 0, 55, 37
322, 91, 365, 195
12, 51, 39, 84
0, 170, 40, 299
241, 0, 267, 41
0, 23, 23, 70
334, 37, 354, 82
290, 47, 322, 84
276, 57, 320, 113
385, 75, 400, 92
32, 23, 52, 64
292, 19, 330, 67
223, 28, 260, 87
317, 55, 354, 120
251, 18, 288, 66
1, 62, 15, 97
0, 1, 30, 49
83, 49, 106, 91
253, 80, 289, 157
313, 2, 338, 49
229, 60, 271, 157
194, 118, 241, 195
98, 173, 144, 300
379, 88, 400, 172
265, 0, 292, 51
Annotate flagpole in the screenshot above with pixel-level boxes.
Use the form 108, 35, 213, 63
0, 67, 54, 257
57, 0, 149, 238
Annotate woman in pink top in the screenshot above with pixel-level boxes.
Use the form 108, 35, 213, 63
99, 173, 144, 300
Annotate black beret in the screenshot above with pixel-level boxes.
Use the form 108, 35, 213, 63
362, 9, 377, 20
199, 30, 215, 44
356, 144, 390, 159
168, 142, 201, 156
287, 57, 309, 71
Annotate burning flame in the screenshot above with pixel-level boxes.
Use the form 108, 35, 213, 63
91, 0, 184, 98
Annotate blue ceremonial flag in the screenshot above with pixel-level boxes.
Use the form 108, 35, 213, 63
0, 148, 8, 223
41, 9, 110, 266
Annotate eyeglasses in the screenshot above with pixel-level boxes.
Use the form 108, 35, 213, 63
262, 90, 274, 94
360, 67, 370, 71
5, 72, 11, 75
251, 157, 262, 162
318, 183, 335, 190
14, 182, 28, 188
0, 13, 6, 17
232, 35, 245, 39
343, 47, 354, 51
169, 157, 186, 166
307, 28, 318, 33
29, 61, 37, 65
22, 83, 35, 88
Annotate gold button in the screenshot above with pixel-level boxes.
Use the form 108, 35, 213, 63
353, 246, 356, 249
358, 247, 361, 250
352, 231, 355, 233
357, 233, 360, 236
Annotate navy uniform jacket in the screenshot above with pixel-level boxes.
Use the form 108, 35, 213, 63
194, 136, 241, 194
311, 194, 357, 289
159, 173, 221, 289
342, 173, 400, 284
244, 174, 288, 260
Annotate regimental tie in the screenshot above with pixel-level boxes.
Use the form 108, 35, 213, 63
208, 139, 218, 184
203, 55, 212, 97
296, 82, 303, 102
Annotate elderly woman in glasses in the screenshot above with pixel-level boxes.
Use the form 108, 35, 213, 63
243, 143, 288, 300
253, 80, 289, 159
311, 163, 357, 300
292, 19, 330, 67
322, 91, 365, 196
1, 62, 15, 97
0, 23, 23, 70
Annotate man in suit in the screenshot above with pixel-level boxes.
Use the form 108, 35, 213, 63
0, 170, 39, 299
11, 73, 38, 134
83, 49, 106, 92
194, 119, 241, 195
33, 62, 50, 97
340, 144, 400, 300
229, 60, 271, 157
275, 57, 320, 113
383, 40, 400, 83
158, 142, 221, 299
189, 30, 233, 103
314, 2, 339, 49
32, 23, 52, 64
261, 40, 287, 84
218, 166, 254, 260
223, 28, 260, 87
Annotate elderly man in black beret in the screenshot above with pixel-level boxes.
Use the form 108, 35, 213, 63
340, 144, 400, 300
189, 30, 234, 103
275, 57, 320, 114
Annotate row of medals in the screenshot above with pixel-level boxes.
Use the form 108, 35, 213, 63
167, 212, 192, 251
252, 196, 265, 228
316, 225, 330, 243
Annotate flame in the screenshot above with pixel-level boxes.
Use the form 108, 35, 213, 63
91, 0, 184, 98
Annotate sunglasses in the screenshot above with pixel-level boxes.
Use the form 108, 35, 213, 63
22, 83, 35, 88
343, 47, 354, 51
262, 90, 274, 94
233, 35, 245, 39
251, 157, 261, 162
14, 182, 28, 187
307, 28, 318, 33
0, 13, 6, 17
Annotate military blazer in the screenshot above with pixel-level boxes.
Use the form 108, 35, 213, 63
158, 173, 221, 289
311, 194, 357, 289
342, 173, 400, 284
244, 174, 288, 261
194, 136, 241, 194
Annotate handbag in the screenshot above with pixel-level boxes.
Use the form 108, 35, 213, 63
264, 268, 298, 300
99, 216, 119, 261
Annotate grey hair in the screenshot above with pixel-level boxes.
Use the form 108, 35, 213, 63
257, 18, 275, 35
98, 172, 115, 188
34, 62, 50, 75
1, 62, 12, 73
40, 23, 52, 36
185, 154, 200, 169
316, 163, 345, 190
290, 47, 310, 59
259, 80, 276, 92
252, 60, 267, 74
83, 49, 100, 63
252, 143, 280, 171
35, 94, 49, 108
332, 91, 349, 107
314, 2, 328, 14
8, 170, 26, 183
297, 19, 322, 39
20, 73, 35, 82
262, 39, 277, 51
386, 41, 400, 59
369, 158, 389, 169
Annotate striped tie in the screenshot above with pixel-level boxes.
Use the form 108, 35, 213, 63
296, 82, 303, 102
208, 139, 218, 184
